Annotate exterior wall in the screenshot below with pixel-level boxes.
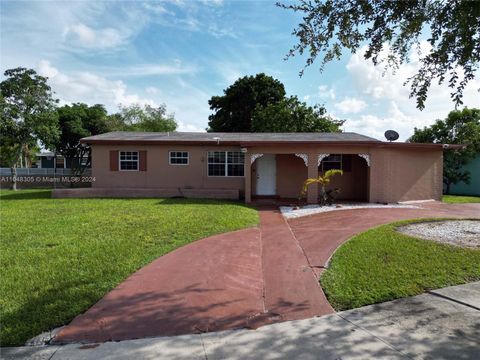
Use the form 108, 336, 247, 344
53, 187, 238, 199
369, 148, 443, 203
450, 154, 480, 196
276, 154, 308, 198
324, 155, 368, 201
89, 142, 443, 203
91, 144, 245, 195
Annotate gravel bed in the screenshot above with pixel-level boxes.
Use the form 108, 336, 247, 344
397, 220, 480, 248
280, 203, 420, 219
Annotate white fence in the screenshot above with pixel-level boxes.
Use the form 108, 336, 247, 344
0, 168, 91, 176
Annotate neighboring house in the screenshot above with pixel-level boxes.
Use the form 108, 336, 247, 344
449, 154, 480, 196
64, 131, 460, 204
36, 152, 90, 169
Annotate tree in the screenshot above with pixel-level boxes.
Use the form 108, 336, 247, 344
278, 0, 480, 110
118, 104, 177, 132
409, 108, 480, 194
300, 169, 343, 205
104, 113, 128, 132
54, 103, 111, 177
207, 73, 286, 132
0, 68, 59, 190
251, 96, 344, 132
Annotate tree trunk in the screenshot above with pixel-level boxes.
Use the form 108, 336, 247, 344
10, 166, 17, 190
320, 184, 327, 205
10, 146, 23, 191
445, 182, 451, 195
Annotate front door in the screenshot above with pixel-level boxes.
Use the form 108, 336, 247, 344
256, 154, 276, 195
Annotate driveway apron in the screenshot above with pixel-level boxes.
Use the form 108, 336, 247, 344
258, 208, 334, 322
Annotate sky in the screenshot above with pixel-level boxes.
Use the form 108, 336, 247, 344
1, 0, 479, 141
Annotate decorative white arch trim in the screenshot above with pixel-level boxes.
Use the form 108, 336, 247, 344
317, 154, 330, 167
295, 153, 308, 167
250, 153, 264, 164
358, 153, 371, 167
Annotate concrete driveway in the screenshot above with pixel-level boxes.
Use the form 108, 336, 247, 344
50, 201, 479, 344
4, 281, 480, 359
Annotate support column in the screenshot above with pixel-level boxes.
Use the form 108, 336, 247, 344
245, 153, 252, 203
307, 152, 318, 204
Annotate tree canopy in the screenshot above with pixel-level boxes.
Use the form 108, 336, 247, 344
53, 103, 112, 175
55, 103, 111, 158
409, 108, 480, 194
278, 0, 480, 110
252, 96, 344, 132
0, 67, 59, 189
116, 104, 177, 132
0, 67, 179, 187
208, 73, 343, 132
208, 73, 286, 132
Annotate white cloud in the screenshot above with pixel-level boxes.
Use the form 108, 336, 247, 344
142, 2, 172, 15
215, 63, 243, 84
334, 97, 367, 114
207, 23, 238, 39
344, 101, 443, 141
37, 60, 156, 110
318, 85, 335, 100
199, 0, 224, 6
347, 43, 480, 108
64, 23, 129, 49
344, 43, 480, 139
145, 86, 160, 95
37, 60, 205, 133
105, 61, 197, 77
177, 121, 204, 132
346, 45, 413, 101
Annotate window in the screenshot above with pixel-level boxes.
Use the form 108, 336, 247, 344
119, 151, 139, 171
321, 154, 342, 172
208, 151, 244, 177
169, 151, 189, 165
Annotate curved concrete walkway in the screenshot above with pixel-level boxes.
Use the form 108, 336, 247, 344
288, 202, 480, 273
53, 202, 480, 344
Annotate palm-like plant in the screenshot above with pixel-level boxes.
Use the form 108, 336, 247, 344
300, 169, 343, 205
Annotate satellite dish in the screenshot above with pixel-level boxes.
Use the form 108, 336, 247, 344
384, 130, 399, 142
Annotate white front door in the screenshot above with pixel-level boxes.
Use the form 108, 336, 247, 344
256, 154, 276, 195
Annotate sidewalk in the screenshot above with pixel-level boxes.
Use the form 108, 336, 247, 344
3, 282, 479, 359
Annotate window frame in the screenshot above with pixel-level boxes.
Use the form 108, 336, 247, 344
119, 151, 139, 171
321, 154, 343, 172
169, 151, 189, 166
207, 151, 245, 177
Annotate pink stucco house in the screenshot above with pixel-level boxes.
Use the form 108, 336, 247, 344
53, 131, 460, 204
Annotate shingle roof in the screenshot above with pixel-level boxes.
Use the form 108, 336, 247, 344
81, 131, 380, 143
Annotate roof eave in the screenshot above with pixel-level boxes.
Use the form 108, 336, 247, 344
80, 138, 465, 150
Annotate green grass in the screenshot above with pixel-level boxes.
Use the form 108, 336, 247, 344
321, 219, 480, 311
0, 190, 258, 346
442, 195, 480, 203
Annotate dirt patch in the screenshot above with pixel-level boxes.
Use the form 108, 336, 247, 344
397, 220, 480, 248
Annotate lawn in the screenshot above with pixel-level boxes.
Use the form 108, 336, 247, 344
442, 195, 480, 203
0, 189, 258, 346
321, 219, 480, 311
